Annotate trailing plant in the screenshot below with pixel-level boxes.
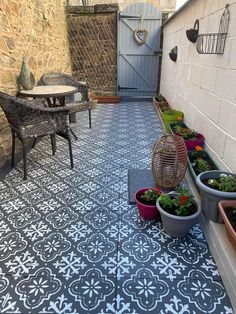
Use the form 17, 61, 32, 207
208, 174, 236, 192
158, 188, 194, 216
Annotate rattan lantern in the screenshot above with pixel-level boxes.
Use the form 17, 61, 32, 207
152, 135, 188, 188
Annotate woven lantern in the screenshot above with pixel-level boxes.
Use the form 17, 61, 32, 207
152, 135, 188, 188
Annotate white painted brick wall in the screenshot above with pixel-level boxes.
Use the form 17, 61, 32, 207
161, 0, 236, 172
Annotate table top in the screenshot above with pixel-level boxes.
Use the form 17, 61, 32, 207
19, 85, 78, 98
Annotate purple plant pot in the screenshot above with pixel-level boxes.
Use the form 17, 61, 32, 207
185, 133, 205, 150
134, 188, 160, 220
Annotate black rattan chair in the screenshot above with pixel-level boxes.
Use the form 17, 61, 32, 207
0, 91, 76, 180
40, 73, 92, 135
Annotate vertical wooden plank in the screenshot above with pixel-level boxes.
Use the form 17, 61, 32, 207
118, 3, 161, 97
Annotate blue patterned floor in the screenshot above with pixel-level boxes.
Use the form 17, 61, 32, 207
0, 102, 233, 313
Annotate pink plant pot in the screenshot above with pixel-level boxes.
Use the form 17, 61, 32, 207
134, 188, 160, 220
185, 133, 205, 150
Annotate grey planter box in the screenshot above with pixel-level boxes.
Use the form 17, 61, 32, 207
196, 171, 236, 223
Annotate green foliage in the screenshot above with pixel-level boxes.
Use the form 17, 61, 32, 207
175, 125, 197, 140
208, 174, 236, 192
195, 159, 210, 173
162, 109, 178, 115
156, 94, 165, 102
158, 188, 194, 216
140, 188, 162, 203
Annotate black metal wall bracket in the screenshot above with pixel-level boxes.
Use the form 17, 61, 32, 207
196, 4, 230, 54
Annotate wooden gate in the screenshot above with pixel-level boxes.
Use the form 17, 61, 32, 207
118, 3, 161, 97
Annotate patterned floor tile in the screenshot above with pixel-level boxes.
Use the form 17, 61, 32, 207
0, 102, 233, 313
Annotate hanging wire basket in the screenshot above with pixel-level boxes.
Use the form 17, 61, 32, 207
196, 4, 230, 54
151, 135, 188, 188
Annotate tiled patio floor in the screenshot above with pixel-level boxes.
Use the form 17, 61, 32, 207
0, 102, 233, 313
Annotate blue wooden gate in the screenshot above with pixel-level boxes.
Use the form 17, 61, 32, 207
118, 3, 162, 97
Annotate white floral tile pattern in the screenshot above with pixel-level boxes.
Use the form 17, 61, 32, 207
0, 102, 233, 313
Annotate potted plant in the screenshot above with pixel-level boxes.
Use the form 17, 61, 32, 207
156, 188, 201, 237
196, 171, 236, 223
161, 109, 184, 134
169, 46, 178, 62
188, 146, 218, 181
134, 188, 162, 220
218, 200, 236, 251
170, 123, 204, 150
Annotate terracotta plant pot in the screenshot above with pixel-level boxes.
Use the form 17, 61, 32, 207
218, 200, 236, 251
196, 171, 236, 223
156, 193, 201, 237
134, 188, 160, 220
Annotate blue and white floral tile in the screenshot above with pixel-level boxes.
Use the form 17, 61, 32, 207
0, 102, 234, 313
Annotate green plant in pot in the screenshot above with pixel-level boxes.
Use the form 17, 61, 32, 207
196, 171, 236, 223
161, 109, 184, 134
134, 188, 162, 220
170, 123, 205, 150
156, 187, 201, 236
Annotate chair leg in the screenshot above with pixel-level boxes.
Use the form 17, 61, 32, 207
88, 109, 92, 128
67, 135, 74, 169
70, 128, 77, 141
21, 140, 27, 180
11, 130, 16, 168
50, 134, 56, 155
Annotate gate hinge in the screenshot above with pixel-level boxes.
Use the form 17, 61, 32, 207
154, 50, 162, 56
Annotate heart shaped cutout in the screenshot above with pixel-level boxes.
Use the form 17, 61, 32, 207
133, 29, 149, 45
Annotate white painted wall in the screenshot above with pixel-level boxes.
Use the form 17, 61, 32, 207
161, 0, 236, 172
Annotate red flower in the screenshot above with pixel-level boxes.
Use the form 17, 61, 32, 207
155, 187, 161, 193
180, 195, 188, 204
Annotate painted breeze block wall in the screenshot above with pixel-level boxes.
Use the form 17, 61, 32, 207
161, 0, 236, 172
0, 0, 71, 169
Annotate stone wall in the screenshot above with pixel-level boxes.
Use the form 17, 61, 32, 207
161, 0, 236, 172
69, 0, 176, 12
67, 5, 118, 95
0, 0, 71, 169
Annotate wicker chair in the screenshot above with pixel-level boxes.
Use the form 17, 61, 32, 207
0, 91, 75, 180
40, 73, 92, 136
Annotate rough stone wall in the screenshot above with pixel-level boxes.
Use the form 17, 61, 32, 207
69, 0, 176, 12
161, 0, 236, 172
0, 0, 71, 168
67, 5, 117, 95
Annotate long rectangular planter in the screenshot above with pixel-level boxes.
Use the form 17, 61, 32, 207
170, 123, 205, 150
187, 150, 219, 191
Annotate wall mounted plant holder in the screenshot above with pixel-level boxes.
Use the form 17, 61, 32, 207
196, 4, 230, 54
169, 46, 177, 62
186, 19, 199, 43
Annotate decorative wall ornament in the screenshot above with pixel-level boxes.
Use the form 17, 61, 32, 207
18, 58, 35, 90
133, 29, 149, 45
169, 46, 177, 62
133, 13, 149, 45
196, 4, 230, 54
186, 19, 199, 43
